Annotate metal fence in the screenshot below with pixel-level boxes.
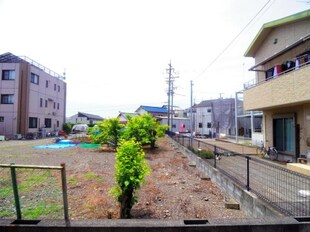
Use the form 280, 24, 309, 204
170, 133, 310, 216
0, 163, 69, 220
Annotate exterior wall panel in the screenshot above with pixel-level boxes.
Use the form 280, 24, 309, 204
254, 19, 310, 64
244, 65, 310, 111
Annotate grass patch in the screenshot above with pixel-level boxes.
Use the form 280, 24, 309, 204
22, 201, 63, 219
68, 176, 79, 187
84, 172, 104, 182
18, 171, 53, 192
0, 186, 12, 198
0, 209, 14, 218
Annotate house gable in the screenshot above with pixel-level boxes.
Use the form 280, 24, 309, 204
245, 9, 310, 59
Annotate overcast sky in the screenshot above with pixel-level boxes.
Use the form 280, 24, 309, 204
0, 0, 309, 118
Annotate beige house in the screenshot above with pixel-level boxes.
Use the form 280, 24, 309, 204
66, 112, 104, 124
0, 52, 67, 139
117, 112, 136, 124
243, 10, 310, 162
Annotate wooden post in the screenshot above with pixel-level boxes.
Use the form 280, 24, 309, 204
60, 163, 69, 221
10, 163, 22, 219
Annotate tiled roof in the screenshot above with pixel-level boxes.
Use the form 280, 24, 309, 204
195, 98, 235, 108
78, 112, 104, 120
138, 105, 168, 113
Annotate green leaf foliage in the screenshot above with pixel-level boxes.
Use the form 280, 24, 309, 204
89, 118, 123, 147
122, 113, 168, 149
110, 139, 150, 218
62, 122, 74, 135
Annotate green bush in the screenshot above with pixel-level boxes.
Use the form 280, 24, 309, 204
63, 122, 73, 135
110, 140, 150, 218
200, 150, 215, 159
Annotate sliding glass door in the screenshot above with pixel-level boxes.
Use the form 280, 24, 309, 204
273, 116, 295, 153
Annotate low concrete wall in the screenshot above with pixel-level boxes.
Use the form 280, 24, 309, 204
169, 138, 282, 217
1, 218, 310, 232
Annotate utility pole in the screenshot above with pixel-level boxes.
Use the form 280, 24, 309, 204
166, 62, 178, 133
190, 80, 194, 148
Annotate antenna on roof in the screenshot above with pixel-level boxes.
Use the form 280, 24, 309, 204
63, 68, 66, 80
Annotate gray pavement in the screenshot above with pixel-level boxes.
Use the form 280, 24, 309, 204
198, 138, 258, 155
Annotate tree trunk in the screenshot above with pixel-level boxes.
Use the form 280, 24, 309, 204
150, 140, 156, 149
119, 189, 133, 219
150, 130, 157, 149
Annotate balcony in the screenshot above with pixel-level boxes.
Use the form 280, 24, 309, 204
243, 63, 310, 111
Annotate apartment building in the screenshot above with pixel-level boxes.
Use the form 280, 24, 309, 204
243, 10, 310, 162
192, 98, 257, 138
0, 52, 66, 139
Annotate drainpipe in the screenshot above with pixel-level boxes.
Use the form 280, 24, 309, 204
250, 111, 254, 139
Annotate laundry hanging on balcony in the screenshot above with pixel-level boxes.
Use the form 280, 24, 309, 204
273, 65, 282, 77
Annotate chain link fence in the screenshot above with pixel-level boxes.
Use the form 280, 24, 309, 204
0, 163, 68, 220
169, 133, 310, 216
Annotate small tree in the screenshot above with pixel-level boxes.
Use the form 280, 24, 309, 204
89, 118, 123, 148
63, 122, 73, 135
110, 139, 150, 218
122, 113, 168, 149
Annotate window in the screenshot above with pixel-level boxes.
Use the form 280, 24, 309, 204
58, 85, 60, 92
44, 118, 52, 128
1, 94, 14, 104
207, 122, 211, 128
29, 117, 38, 128
53, 102, 56, 109
198, 122, 203, 128
0, 116, 4, 122
45, 100, 48, 108
46, 80, 49, 88
207, 109, 212, 113
54, 84, 56, 91
31, 73, 39, 84
57, 120, 59, 127
40, 98, 43, 107
2, 70, 15, 80
57, 103, 59, 110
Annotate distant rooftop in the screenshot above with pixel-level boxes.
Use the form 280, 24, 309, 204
77, 112, 104, 120
0, 52, 65, 80
138, 105, 168, 114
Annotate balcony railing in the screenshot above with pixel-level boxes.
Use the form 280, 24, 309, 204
19, 56, 65, 80
244, 53, 310, 90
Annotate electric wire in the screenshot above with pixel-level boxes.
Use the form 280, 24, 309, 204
195, 0, 273, 80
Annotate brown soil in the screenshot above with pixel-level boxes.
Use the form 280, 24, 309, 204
0, 137, 247, 220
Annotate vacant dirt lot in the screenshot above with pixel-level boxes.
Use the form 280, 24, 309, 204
0, 137, 247, 219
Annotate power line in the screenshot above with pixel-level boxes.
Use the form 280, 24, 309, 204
195, 0, 273, 80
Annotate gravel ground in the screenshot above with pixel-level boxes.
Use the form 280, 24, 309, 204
0, 136, 247, 219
